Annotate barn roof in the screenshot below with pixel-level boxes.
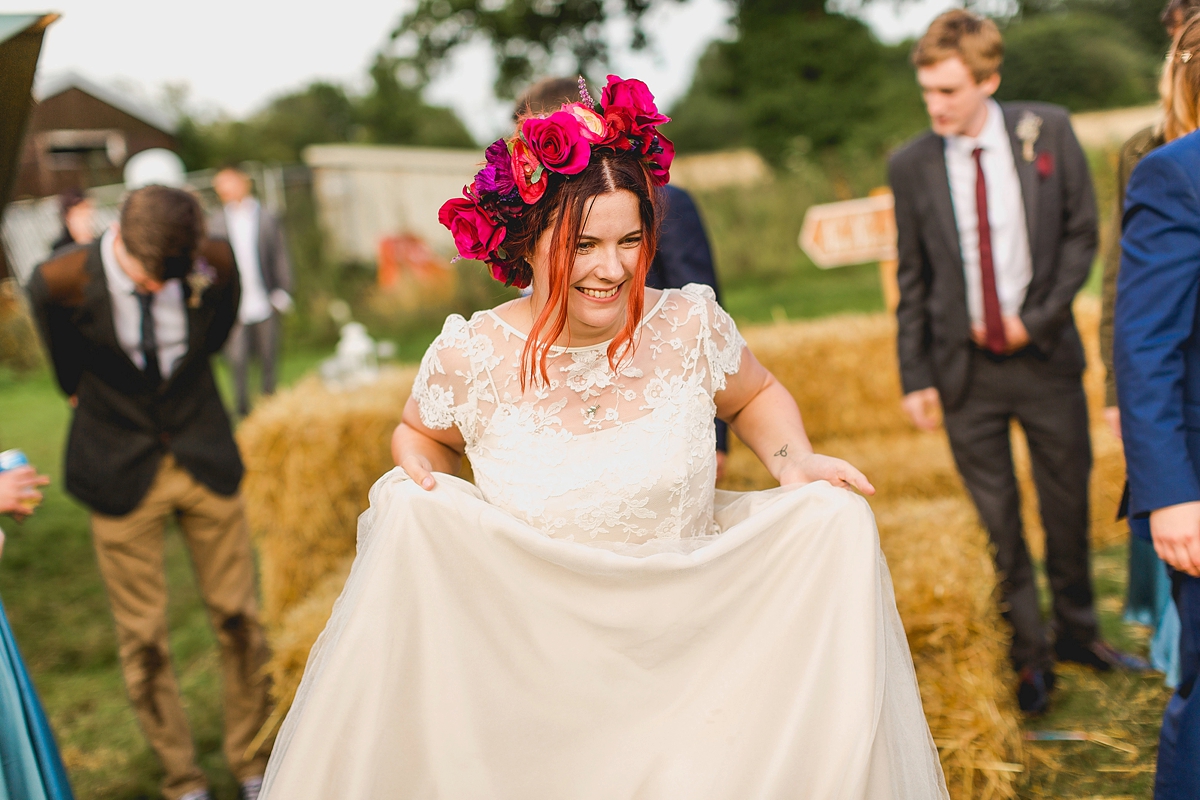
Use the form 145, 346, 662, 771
34, 70, 177, 134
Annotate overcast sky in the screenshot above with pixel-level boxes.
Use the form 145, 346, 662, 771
2, 0, 961, 143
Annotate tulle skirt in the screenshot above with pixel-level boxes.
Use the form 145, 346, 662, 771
263, 471, 947, 799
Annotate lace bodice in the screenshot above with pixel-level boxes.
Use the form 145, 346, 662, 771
412, 284, 745, 545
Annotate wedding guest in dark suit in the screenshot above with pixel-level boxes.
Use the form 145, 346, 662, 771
27, 186, 270, 800
515, 77, 729, 475
889, 9, 1145, 715
208, 166, 293, 418
1116, 17, 1200, 797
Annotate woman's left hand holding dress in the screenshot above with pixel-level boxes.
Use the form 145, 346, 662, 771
713, 344, 875, 496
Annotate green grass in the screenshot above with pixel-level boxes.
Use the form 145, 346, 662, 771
1020, 546, 1173, 798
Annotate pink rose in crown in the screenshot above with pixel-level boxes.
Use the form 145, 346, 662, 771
522, 111, 592, 175
600, 75, 670, 136
438, 194, 506, 261
562, 103, 607, 143
510, 136, 548, 203
643, 132, 675, 186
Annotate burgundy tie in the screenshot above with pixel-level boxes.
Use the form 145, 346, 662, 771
972, 147, 1007, 354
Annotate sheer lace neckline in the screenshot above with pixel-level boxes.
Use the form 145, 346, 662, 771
482, 290, 670, 352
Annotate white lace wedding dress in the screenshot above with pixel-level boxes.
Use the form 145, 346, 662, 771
262, 285, 948, 799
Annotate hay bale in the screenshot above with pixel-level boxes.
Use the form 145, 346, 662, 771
877, 497, 1024, 800
238, 367, 418, 624
0, 279, 44, 373
740, 313, 909, 440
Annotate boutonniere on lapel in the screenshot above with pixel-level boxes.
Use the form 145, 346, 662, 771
1016, 111, 1043, 162
1035, 151, 1055, 179
186, 258, 216, 309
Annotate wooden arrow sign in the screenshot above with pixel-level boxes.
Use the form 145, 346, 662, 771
798, 193, 897, 269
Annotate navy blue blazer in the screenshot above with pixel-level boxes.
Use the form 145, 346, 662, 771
1115, 128, 1200, 521
648, 185, 721, 300
648, 185, 727, 452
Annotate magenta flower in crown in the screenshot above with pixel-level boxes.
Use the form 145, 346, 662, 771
643, 132, 675, 187
438, 194, 505, 263
522, 111, 592, 175
473, 139, 517, 197
601, 75, 670, 137
438, 74, 674, 287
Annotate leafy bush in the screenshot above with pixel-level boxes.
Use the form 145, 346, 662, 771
996, 13, 1160, 110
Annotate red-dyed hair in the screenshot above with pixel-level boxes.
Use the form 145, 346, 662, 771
501, 153, 660, 389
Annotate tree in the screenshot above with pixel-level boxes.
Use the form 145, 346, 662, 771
996, 13, 1159, 110
391, 0, 685, 97
176, 64, 476, 170
666, 0, 926, 162
358, 55, 475, 148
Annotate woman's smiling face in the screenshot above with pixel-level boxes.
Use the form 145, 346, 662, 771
530, 189, 645, 346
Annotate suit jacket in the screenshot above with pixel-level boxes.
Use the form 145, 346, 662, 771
647, 184, 728, 452
648, 185, 721, 301
1100, 125, 1163, 407
888, 102, 1098, 410
1115, 129, 1200, 519
208, 202, 293, 294
27, 238, 244, 516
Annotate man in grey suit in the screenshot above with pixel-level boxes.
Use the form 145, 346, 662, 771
889, 9, 1144, 714
209, 166, 293, 417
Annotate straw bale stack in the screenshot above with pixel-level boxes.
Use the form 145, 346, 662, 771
876, 498, 1023, 799
238, 367, 418, 624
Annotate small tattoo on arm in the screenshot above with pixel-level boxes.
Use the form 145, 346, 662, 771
774, 444, 788, 458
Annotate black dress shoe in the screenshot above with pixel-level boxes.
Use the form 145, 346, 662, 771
1054, 638, 1150, 672
1017, 666, 1056, 715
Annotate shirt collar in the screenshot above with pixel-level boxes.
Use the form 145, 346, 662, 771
225, 197, 259, 216
100, 227, 137, 296
946, 99, 1008, 155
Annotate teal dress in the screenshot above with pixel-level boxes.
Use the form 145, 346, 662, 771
0, 595, 73, 800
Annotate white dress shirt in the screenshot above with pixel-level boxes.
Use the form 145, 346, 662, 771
224, 198, 273, 325
100, 227, 189, 378
944, 99, 1033, 326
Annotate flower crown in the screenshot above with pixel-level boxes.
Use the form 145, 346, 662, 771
438, 75, 674, 289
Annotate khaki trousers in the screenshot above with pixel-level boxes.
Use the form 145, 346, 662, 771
90, 455, 271, 800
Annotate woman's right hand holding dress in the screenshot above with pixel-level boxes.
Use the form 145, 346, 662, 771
393, 398, 465, 491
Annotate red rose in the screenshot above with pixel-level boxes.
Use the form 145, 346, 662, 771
522, 111, 592, 175
599, 106, 637, 151
1036, 151, 1054, 179
438, 193, 505, 261
510, 136, 548, 203
600, 75, 670, 136
643, 132, 675, 186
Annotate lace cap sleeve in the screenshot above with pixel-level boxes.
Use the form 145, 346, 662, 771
679, 283, 745, 394
411, 314, 479, 443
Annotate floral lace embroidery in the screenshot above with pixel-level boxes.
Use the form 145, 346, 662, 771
411, 284, 746, 545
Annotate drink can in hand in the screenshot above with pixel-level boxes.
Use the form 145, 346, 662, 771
0, 449, 30, 472
0, 449, 40, 511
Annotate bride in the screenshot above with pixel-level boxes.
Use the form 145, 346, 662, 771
262, 77, 948, 799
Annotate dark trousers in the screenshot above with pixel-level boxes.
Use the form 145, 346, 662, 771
225, 315, 278, 417
1156, 571, 1200, 799
943, 349, 1097, 671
